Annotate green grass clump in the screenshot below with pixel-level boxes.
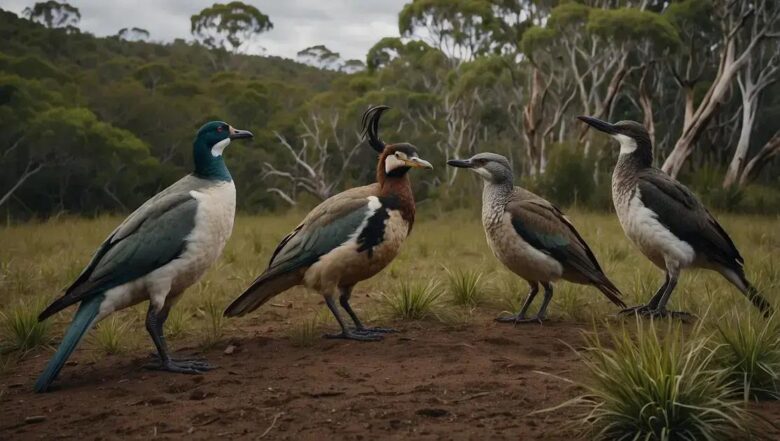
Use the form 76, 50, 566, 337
713, 312, 780, 400
0, 297, 51, 352
381, 280, 442, 320
444, 267, 485, 307
287, 309, 327, 347
91, 314, 135, 355
199, 294, 227, 348
547, 319, 765, 440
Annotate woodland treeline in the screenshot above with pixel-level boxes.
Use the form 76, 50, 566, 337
0, 0, 778, 220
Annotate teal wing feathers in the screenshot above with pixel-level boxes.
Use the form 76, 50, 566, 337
39, 190, 200, 320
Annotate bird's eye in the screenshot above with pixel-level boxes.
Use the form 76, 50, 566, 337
216, 126, 224, 133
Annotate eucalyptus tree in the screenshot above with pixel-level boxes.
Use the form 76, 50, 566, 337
190, 1, 273, 70
22, 1, 80, 30
117, 27, 150, 42
297, 45, 342, 70
661, 0, 779, 178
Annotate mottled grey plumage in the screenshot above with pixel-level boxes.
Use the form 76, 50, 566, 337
579, 116, 773, 317
448, 153, 624, 323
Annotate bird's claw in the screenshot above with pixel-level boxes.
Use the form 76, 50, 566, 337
144, 359, 215, 374
324, 331, 383, 342
495, 314, 543, 324
355, 326, 397, 334
619, 304, 652, 315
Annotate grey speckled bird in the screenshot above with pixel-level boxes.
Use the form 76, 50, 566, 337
448, 153, 625, 323
578, 116, 774, 318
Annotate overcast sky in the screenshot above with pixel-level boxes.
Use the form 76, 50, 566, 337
0, 0, 407, 61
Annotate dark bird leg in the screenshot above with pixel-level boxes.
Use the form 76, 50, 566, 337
642, 266, 689, 318
620, 273, 669, 315
339, 285, 396, 335
324, 294, 382, 342
496, 282, 539, 323
144, 303, 214, 373
535, 282, 554, 322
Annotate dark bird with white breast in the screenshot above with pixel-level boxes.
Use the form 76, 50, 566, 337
224, 106, 433, 340
578, 116, 773, 317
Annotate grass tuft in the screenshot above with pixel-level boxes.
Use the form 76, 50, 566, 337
0, 297, 51, 352
287, 309, 327, 347
91, 314, 135, 355
199, 294, 227, 348
444, 267, 485, 307
542, 319, 767, 440
713, 311, 780, 400
381, 280, 442, 320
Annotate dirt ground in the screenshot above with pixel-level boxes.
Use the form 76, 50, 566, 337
2, 305, 779, 441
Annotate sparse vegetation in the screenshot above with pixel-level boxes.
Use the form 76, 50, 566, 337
549, 319, 767, 440
713, 311, 780, 400
91, 314, 135, 355
286, 309, 326, 347
0, 297, 51, 352
381, 279, 443, 321
199, 290, 227, 348
444, 267, 485, 307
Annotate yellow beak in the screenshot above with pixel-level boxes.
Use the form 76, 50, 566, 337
404, 157, 433, 170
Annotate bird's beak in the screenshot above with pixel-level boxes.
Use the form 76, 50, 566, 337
446, 158, 472, 168
405, 156, 433, 170
577, 116, 617, 135
229, 126, 254, 140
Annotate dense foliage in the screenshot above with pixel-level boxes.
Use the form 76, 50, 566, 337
1, 0, 778, 220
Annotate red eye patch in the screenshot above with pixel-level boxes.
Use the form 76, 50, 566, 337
217, 126, 224, 132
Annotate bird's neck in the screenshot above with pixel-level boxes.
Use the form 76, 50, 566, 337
482, 180, 512, 225
193, 140, 232, 182
378, 172, 415, 228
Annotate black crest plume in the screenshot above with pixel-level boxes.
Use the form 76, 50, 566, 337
361, 105, 390, 153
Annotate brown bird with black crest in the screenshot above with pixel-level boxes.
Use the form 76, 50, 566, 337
224, 106, 433, 340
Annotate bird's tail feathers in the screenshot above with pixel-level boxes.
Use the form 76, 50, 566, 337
34, 294, 103, 393
594, 276, 626, 309
224, 271, 301, 317
726, 267, 774, 318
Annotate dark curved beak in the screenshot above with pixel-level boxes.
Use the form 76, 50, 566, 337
577, 116, 617, 135
447, 159, 472, 168
229, 127, 254, 140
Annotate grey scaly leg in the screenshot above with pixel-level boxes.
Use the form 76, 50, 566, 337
144, 303, 213, 373
338, 286, 396, 335
496, 282, 539, 324
535, 282, 554, 322
620, 273, 669, 315
324, 294, 382, 342
643, 265, 690, 318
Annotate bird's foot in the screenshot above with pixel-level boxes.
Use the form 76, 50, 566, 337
618, 304, 653, 315
144, 358, 215, 374
148, 353, 207, 363
640, 308, 695, 320
324, 330, 383, 342
495, 314, 543, 324
355, 326, 397, 334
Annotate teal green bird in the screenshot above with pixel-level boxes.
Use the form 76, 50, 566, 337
35, 121, 253, 392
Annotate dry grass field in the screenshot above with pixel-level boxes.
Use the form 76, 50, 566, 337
1, 209, 778, 440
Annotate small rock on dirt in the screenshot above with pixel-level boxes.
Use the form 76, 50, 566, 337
224, 345, 236, 355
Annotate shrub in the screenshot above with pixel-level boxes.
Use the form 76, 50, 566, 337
444, 267, 485, 307
381, 280, 442, 320
542, 319, 766, 440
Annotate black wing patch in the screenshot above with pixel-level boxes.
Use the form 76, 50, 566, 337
356, 196, 401, 258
